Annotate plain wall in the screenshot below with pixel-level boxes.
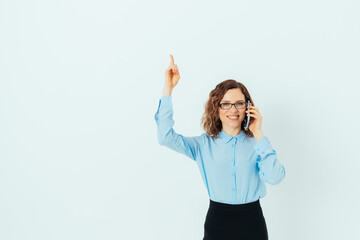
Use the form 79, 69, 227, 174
1, 0, 359, 239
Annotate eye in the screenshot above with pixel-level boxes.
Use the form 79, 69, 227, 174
235, 102, 245, 107
221, 103, 231, 107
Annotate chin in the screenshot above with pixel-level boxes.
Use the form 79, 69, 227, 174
228, 123, 241, 128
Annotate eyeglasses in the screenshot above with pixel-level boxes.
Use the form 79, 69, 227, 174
219, 102, 246, 110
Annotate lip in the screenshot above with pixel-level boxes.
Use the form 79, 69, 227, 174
227, 115, 240, 121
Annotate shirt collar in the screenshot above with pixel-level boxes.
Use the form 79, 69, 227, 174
218, 129, 246, 144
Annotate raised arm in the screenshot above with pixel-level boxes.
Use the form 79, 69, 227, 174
154, 54, 203, 161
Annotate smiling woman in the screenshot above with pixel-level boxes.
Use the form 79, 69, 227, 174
155, 54, 285, 240
201, 80, 255, 139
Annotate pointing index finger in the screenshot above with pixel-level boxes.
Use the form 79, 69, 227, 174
170, 54, 174, 65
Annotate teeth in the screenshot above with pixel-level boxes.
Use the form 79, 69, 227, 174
228, 116, 239, 119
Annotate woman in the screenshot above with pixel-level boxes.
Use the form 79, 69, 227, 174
154, 54, 286, 240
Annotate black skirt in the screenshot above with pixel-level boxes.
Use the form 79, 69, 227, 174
203, 199, 268, 240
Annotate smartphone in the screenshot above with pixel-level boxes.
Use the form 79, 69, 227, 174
244, 100, 251, 130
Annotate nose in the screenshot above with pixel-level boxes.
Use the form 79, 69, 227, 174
228, 105, 240, 113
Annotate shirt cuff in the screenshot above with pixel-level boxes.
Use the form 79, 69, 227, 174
154, 95, 173, 122
254, 136, 275, 161
159, 95, 172, 108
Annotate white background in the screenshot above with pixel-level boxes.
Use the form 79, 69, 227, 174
1, 0, 360, 239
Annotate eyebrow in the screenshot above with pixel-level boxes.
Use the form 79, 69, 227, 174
221, 100, 245, 102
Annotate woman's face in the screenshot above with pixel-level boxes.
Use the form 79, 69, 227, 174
218, 88, 247, 132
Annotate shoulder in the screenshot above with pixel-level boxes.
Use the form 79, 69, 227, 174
200, 133, 208, 142
200, 132, 220, 143
243, 134, 256, 146
184, 133, 208, 146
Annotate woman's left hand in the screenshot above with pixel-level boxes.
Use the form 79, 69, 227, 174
245, 103, 263, 133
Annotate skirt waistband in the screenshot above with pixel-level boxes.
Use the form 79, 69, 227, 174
209, 199, 261, 212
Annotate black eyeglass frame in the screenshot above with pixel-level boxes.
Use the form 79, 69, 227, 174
218, 102, 247, 110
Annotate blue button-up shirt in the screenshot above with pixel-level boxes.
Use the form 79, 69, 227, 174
154, 95, 286, 204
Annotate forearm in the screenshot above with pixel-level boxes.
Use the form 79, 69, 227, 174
254, 135, 286, 184
162, 86, 173, 97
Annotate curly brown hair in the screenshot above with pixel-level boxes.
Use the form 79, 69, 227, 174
200, 79, 255, 139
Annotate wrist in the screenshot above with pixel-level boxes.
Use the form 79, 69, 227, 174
253, 130, 264, 142
162, 86, 173, 96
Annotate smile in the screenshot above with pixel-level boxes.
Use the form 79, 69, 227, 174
227, 115, 239, 120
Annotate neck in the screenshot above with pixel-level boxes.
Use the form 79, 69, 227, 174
222, 126, 241, 137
